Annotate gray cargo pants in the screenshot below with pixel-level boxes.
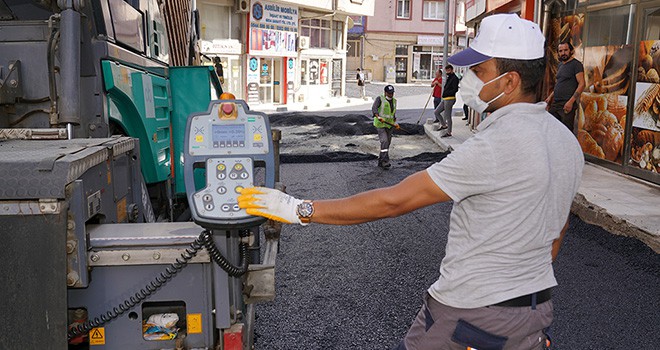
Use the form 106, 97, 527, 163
377, 127, 393, 163
394, 293, 553, 350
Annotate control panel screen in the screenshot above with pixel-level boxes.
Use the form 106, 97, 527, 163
212, 124, 245, 148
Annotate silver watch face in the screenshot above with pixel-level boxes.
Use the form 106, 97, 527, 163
297, 202, 314, 218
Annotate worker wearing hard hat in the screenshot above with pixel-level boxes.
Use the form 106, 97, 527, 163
372, 84, 400, 168
239, 13, 583, 349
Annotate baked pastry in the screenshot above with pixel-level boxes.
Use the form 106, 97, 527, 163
578, 130, 605, 158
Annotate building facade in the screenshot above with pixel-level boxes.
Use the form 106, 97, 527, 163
197, 0, 374, 106
349, 0, 462, 83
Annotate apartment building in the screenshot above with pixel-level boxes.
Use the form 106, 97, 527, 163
197, 0, 374, 106
346, 0, 449, 83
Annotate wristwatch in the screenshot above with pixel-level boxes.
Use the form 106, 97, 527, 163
296, 200, 315, 224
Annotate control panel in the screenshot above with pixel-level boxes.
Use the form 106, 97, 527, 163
183, 100, 275, 229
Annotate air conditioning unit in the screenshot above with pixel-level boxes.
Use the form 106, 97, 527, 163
298, 36, 310, 50
236, 0, 249, 13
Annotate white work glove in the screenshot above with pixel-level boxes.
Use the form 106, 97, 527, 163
238, 187, 304, 225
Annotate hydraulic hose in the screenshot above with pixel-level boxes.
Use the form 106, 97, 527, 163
67, 229, 250, 340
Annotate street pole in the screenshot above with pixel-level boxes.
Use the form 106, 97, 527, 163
442, 0, 451, 81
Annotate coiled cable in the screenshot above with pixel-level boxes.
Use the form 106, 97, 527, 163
67, 228, 250, 340
202, 228, 250, 277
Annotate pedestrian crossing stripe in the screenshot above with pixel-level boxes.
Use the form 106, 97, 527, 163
89, 327, 105, 345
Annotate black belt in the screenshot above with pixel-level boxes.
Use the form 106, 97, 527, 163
494, 288, 552, 307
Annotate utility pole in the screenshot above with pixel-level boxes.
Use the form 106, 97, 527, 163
442, 0, 451, 81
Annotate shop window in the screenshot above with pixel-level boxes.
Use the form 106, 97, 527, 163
301, 60, 308, 85
332, 21, 344, 50
423, 1, 445, 20
348, 40, 361, 57
396, 44, 408, 56
309, 59, 320, 85
585, 6, 633, 47
397, 0, 411, 19
301, 19, 332, 48
199, 3, 240, 40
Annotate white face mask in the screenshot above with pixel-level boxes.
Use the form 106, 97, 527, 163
459, 69, 507, 114
385, 96, 393, 101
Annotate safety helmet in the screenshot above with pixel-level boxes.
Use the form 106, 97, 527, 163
384, 85, 395, 93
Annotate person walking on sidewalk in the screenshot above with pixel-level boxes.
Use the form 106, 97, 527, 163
431, 69, 443, 109
545, 41, 585, 132
371, 85, 399, 168
238, 14, 584, 350
357, 68, 366, 99
434, 65, 460, 137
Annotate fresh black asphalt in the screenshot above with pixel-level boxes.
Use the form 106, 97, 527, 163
254, 159, 660, 349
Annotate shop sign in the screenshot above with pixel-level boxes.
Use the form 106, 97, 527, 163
200, 40, 242, 55
466, 0, 486, 23
287, 58, 296, 99
247, 57, 260, 83
417, 35, 444, 46
249, 1, 298, 56
630, 40, 660, 173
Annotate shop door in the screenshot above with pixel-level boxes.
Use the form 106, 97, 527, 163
273, 58, 282, 104
259, 58, 282, 104
331, 59, 342, 96
628, 1, 660, 183
395, 57, 408, 83
227, 57, 242, 99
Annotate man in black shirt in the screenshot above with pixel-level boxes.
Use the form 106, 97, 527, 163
433, 65, 460, 137
545, 42, 585, 132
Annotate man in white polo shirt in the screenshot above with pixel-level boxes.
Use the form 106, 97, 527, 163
238, 13, 584, 349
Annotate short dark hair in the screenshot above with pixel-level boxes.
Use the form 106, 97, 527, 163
445, 64, 453, 70
558, 41, 574, 51
494, 57, 546, 95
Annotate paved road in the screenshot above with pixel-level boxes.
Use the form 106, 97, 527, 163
254, 159, 660, 349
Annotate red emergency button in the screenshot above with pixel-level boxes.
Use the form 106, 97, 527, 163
221, 103, 234, 115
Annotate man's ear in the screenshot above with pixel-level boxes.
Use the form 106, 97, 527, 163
503, 71, 521, 94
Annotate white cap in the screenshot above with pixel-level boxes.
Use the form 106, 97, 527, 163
448, 13, 545, 67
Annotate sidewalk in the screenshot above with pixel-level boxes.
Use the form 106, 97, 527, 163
424, 113, 660, 253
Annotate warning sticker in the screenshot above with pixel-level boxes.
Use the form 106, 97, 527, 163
89, 327, 105, 345
187, 313, 202, 334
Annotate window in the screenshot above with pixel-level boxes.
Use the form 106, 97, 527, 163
423, 1, 445, 20
199, 3, 240, 40
347, 40, 361, 57
301, 19, 332, 48
397, 0, 411, 19
585, 6, 633, 46
332, 21, 344, 50
396, 44, 408, 56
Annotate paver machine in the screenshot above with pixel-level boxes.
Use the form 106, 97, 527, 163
0, 1, 281, 349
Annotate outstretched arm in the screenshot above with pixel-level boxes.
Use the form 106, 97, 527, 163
238, 170, 451, 225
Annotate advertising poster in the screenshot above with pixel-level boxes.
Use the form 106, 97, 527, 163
630, 41, 660, 173
320, 61, 328, 85
631, 80, 660, 173
544, 14, 585, 97
637, 40, 660, 83
286, 57, 295, 100
576, 44, 632, 163
246, 56, 260, 103
249, 1, 298, 57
